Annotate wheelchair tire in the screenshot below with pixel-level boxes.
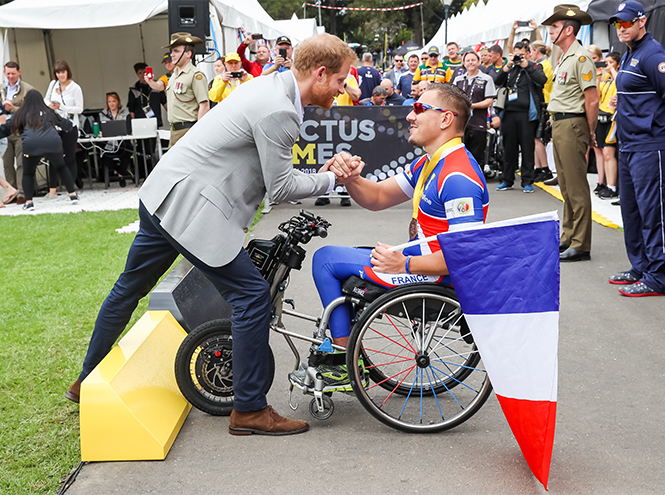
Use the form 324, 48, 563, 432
347, 285, 492, 433
175, 319, 275, 416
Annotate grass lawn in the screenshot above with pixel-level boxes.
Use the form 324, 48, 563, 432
0, 209, 170, 494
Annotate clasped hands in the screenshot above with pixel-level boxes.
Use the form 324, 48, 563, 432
319, 151, 365, 185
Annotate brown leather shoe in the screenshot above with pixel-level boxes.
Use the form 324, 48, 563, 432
229, 405, 309, 436
65, 379, 81, 403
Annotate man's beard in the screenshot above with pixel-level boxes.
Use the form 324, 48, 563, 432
310, 82, 335, 109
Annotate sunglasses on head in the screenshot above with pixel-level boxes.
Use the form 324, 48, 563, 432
614, 17, 640, 29
412, 101, 459, 116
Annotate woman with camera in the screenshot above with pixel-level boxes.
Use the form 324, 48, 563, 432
592, 48, 621, 200
208, 53, 253, 103
44, 60, 84, 195
495, 41, 547, 193
0, 89, 79, 211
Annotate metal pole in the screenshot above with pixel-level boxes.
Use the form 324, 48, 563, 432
420, 4, 425, 47
444, 6, 449, 45
317, 1, 322, 26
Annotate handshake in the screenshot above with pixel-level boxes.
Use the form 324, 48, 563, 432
319, 151, 365, 185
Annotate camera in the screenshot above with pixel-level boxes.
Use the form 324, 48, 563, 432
595, 61, 607, 68
513, 54, 522, 64
251, 33, 263, 40
230, 71, 243, 78
279, 48, 287, 59
517, 21, 530, 27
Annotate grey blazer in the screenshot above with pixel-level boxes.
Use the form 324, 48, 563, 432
140, 71, 331, 267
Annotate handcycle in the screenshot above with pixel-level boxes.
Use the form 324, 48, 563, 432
174, 210, 492, 433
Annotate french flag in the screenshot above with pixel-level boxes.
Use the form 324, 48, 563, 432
438, 211, 560, 490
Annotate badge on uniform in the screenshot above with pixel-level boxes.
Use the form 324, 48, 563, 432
659, 62, 665, 73
630, 58, 639, 67
582, 71, 593, 81
508, 89, 518, 101
579, 56, 586, 63
195, 74, 203, 81
175, 81, 183, 94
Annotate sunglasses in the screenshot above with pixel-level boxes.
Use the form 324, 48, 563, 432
614, 17, 639, 29
412, 102, 459, 116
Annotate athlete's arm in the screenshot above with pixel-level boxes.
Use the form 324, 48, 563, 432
371, 242, 449, 276
344, 176, 410, 211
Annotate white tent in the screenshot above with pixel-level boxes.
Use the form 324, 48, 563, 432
427, 0, 593, 52
0, 0, 290, 108
273, 13, 319, 44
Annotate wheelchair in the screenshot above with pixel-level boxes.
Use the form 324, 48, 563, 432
174, 210, 492, 433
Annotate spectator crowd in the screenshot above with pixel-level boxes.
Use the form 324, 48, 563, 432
1, 1, 663, 298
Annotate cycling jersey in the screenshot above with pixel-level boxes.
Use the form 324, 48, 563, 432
311, 139, 489, 339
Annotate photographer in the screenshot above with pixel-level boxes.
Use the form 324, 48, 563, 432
261, 36, 293, 76
209, 52, 253, 103
530, 40, 554, 182
495, 41, 547, 193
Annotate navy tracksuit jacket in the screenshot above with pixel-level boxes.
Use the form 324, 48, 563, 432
615, 32, 665, 293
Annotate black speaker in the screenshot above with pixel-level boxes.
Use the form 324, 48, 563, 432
168, 0, 210, 55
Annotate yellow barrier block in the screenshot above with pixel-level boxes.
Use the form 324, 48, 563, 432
80, 311, 192, 461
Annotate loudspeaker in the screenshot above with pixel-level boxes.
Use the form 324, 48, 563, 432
168, 0, 210, 55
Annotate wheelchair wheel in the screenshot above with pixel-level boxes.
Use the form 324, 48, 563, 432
347, 285, 492, 433
175, 319, 275, 416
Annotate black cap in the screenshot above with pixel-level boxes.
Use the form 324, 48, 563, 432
275, 35, 292, 46
161, 52, 172, 63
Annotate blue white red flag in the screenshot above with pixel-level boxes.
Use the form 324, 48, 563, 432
437, 211, 560, 490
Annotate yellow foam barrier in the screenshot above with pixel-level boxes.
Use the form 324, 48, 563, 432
80, 311, 192, 461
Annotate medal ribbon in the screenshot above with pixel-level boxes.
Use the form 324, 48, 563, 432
411, 137, 462, 223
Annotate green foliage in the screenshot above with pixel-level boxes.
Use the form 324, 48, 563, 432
0, 210, 170, 493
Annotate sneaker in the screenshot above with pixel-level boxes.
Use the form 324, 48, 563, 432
340, 197, 351, 207
314, 196, 330, 206
22, 201, 35, 211
316, 363, 353, 392
608, 271, 640, 285
593, 183, 606, 196
618, 281, 665, 297
496, 182, 513, 191
69, 194, 80, 204
598, 187, 618, 200
523, 184, 534, 193
119, 176, 127, 188
611, 200, 620, 206
44, 192, 58, 201
544, 176, 558, 186
536, 168, 553, 182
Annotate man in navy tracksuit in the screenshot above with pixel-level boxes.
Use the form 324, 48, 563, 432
609, 1, 665, 297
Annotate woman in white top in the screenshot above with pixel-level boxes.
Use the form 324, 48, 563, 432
44, 60, 84, 196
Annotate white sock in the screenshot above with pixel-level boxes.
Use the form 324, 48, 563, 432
607, 185, 616, 192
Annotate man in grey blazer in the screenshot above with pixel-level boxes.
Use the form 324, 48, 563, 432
66, 34, 360, 436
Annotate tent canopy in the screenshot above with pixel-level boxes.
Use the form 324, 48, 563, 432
0, 0, 293, 109
427, 0, 592, 50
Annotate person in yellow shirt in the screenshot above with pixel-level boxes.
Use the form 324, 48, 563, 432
595, 51, 620, 200
209, 52, 253, 103
334, 72, 361, 106
413, 46, 447, 84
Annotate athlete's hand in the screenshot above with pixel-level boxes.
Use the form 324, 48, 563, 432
371, 242, 407, 273
320, 152, 364, 183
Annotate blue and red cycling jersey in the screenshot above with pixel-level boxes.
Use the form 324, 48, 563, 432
364, 141, 489, 287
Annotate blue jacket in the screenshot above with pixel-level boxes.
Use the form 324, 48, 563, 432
615, 32, 665, 152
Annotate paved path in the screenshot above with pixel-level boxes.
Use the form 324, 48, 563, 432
65, 184, 665, 495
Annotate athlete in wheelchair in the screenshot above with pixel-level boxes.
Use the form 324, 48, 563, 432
176, 83, 493, 433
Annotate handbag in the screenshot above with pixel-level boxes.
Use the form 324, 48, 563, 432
494, 87, 508, 110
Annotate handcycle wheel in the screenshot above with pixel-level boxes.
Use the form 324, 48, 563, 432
175, 319, 275, 416
309, 395, 334, 420
347, 285, 492, 433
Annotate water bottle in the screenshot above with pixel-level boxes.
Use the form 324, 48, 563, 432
93, 122, 100, 137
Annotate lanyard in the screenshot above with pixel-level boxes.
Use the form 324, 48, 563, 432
412, 137, 462, 221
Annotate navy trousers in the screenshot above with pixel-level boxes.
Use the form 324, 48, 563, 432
79, 201, 271, 411
619, 150, 665, 294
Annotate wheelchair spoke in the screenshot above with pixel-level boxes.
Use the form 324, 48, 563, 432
385, 314, 418, 354
369, 322, 417, 355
